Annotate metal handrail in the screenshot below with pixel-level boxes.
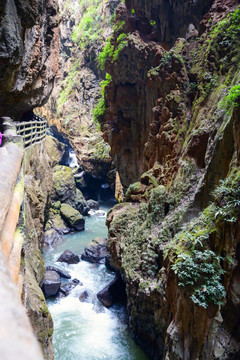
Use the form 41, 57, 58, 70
15, 114, 47, 149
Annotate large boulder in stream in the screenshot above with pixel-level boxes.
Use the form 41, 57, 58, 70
41, 271, 61, 298
45, 212, 70, 235
45, 266, 71, 279
81, 237, 108, 264
65, 189, 90, 216
60, 203, 85, 231
57, 249, 80, 264
52, 165, 89, 215
97, 274, 127, 308
52, 165, 76, 202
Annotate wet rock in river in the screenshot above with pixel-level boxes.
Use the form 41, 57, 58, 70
97, 274, 126, 308
41, 271, 61, 298
79, 289, 93, 303
59, 279, 82, 297
60, 203, 85, 231
86, 199, 99, 210
45, 266, 71, 279
57, 249, 80, 264
81, 237, 108, 264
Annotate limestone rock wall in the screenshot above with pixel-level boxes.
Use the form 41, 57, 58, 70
103, 1, 240, 359
40, 0, 120, 182
0, 118, 43, 360
125, 0, 215, 45
0, 0, 59, 120
22, 136, 64, 359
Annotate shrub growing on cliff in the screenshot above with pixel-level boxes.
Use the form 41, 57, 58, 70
72, 0, 102, 49
172, 250, 225, 308
166, 169, 240, 308
93, 73, 112, 123
220, 84, 240, 113
97, 32, 128, 70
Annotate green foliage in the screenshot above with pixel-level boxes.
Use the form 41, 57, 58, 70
93, 73, 112, 123
220, 84, 240, 113
172, 250, 225, 308
98, 38, 114, 70
211, 6, 240, 39
150, 20, 156, 26
57, 61, 80, 111
166, 169, 240, 308
97, 32, 128, 70
207, 5, 240, 71
90, 139, 110, 161
213, 170, 240, 223
131, 9, 135, 14
72, 0, 102, 49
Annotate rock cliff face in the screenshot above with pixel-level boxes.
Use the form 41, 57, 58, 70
0, 0, 59, 120
23, 136, 64, 359
0, 1, 61, 357
41, 0, 120, 183
125, 0, 214, 45
102, 0, 240, 359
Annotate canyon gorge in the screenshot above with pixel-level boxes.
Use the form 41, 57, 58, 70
0, 0, 240, 360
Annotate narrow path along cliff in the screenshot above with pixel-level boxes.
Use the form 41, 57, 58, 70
0, 1, 240, 360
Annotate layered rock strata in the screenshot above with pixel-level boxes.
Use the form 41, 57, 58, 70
0, 0, 59, 120
39, 0, 120, 185
102, 1, 240, 359
23, 135, 65, 359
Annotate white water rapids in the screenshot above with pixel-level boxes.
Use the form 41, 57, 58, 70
42, 202, 148, 360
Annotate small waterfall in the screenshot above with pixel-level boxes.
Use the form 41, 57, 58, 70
68, 149, 79, 169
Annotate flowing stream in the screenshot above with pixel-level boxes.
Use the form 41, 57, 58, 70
42, 201, 149, 360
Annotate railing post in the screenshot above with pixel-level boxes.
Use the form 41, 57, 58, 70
15, 113, 47, 149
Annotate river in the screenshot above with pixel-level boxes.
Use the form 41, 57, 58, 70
42, 201, 149, 360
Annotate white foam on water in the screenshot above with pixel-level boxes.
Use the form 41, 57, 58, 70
45, 204, 148, 360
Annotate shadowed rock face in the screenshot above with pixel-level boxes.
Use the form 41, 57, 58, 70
125, 0, 214, 45
0, 0, 59, 120
103, 1, 240, 359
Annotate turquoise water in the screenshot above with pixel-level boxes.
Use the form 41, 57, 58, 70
42, 201, 149, 360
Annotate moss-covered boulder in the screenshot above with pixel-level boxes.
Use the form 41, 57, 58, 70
65, 188, 89, 215
51, 165, 89, 215
60, 203, 85, 231
52, 165, 76, 202
45, 213, 70, 234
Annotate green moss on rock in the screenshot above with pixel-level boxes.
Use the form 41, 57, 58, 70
60, 203, 85, 231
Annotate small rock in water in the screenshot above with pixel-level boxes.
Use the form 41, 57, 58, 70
41, 270, 61, 298
81, 237, 108, 264
79, 290, 91, 302
59, 279, 82, 297
45, 266, 71, 279
97, 274, 126, 308
72, 278, 81, 284
86, 199, 99, 210
57, 249, 80, 264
